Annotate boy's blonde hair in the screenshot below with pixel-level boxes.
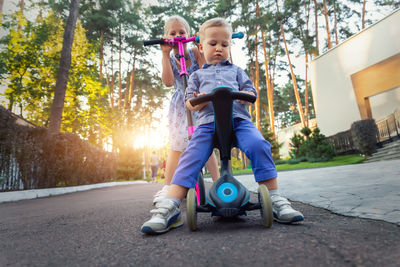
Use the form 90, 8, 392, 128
164, 15, 191, 36
199, 18, 233, 43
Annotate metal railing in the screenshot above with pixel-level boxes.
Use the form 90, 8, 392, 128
327, 108, 400, 154
376, 111, 400, 143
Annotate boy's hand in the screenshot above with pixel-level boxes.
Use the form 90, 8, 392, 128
186, 92, 210, 111
236, 91, 255, 105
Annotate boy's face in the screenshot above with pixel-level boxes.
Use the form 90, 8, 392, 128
199, 26, 231, 65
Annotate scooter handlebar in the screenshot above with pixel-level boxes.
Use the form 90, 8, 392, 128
189, 94, 212, 107
189, 89, 256, 107
143, 38, 165, 46
232, 92, 257, 103
195, 32, 244, 44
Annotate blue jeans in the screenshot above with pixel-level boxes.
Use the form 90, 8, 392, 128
171, 119, 277, 188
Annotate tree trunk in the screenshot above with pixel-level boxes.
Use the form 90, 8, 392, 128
333, 1, 339, 45
313, 0, 332, 49
314, 1, 319, 56
128, 49, 137, 110
249, 60, 255, 122
19, 0, 24, 15
111, 44, 115, 109
124, 69, 130, 112
254, 31, 261, 130
99, 30, 104, 83
261, 31, 275, 134
48, 0, 80, 134
0, 0, 4, 23
276, 1, 306, 127
305, 52, 309, 127
322, 0, 332, 49
362, 0, 366, 29
118, 25, 122, 109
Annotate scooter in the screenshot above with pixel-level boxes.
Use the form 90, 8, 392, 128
186, 87, 273, 230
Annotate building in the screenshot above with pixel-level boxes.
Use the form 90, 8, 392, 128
310, 9, 400, 137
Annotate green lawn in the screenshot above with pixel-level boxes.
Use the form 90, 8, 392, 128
274, 154, 365, 171
204, 154, 366, 177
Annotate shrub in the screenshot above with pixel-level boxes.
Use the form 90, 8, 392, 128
287, 158, 301, 164
115, 147, 147, 180
274, 159, 286, 165
0, 106, 117, 191
289, 127, 336, 162
350, 119, 378, 156
259, 118, 282, 161
231, 157, 243, 170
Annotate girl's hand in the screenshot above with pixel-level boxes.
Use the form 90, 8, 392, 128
160, 37, 172, 54
236, 91, 255, 105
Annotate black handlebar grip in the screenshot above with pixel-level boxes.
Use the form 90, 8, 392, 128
143, 39, 165, 46
232, 92, 257, 104
189, 95, 212, 107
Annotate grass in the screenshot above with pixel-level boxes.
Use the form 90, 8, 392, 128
203, 154, 366, 177
274, 154, 365, 171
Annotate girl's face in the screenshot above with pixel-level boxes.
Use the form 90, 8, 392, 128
166, 20, 188, 39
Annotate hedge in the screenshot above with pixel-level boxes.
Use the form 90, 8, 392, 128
0, 106, 116, 191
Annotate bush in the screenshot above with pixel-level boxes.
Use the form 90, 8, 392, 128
115, 147, 147, 180
231, 157, 243, 170
0, 106, 117, 191
259, 118, 282, 161
350, 119, 378, 156
274, 159, 286, 165
287, 158, 301, 164
289, 127, 336, 162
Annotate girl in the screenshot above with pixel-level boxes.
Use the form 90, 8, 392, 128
152, 15, 220, 204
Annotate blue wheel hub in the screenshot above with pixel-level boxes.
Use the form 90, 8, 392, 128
217, 182, 238, 203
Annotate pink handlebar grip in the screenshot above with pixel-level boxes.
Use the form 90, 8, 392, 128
188, 126, 195, 137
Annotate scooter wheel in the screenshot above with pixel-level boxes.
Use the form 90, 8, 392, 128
258, 184, 273, 228
186, 188, 197, 231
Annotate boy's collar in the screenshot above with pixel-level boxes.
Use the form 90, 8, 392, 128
203, 60, 232, 69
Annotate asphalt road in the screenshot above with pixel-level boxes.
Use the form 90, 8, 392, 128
1, 183, 399, 266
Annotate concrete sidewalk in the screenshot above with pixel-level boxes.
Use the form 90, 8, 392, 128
215, 159, 400, 226
0, 181, 147, 203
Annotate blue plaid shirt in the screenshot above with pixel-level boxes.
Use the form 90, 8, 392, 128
185, 61, 257, 126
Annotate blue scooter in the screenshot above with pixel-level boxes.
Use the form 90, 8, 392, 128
186, 87, 273, 230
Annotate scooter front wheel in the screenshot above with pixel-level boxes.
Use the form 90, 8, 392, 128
186, 188, 198, 231
258, 184, 273, 228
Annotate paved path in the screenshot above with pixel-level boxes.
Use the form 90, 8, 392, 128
2, 160, 399, 225
1, 183, 399, 266
211, 159, 400, 225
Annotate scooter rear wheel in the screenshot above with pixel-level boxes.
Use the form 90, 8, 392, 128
258, 184, 273, 228
186, 188, 198, 231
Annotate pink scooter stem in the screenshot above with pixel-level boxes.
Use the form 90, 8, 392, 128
178, 41, 187, 76
165, 36, 196, 76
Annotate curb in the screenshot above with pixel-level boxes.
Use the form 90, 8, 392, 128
0, 181, 148, 203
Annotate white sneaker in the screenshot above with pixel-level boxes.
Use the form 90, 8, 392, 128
141, 199, 183, 234
271, 195, 304, 223
153, 185, 170, 205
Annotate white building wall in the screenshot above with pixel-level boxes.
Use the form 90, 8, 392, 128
310, 9, 400, 136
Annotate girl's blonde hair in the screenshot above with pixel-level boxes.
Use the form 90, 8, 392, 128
164, 15, 191, 36
199, 18, 232, 43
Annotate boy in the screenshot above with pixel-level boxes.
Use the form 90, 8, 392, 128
141, 18, 304, 234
